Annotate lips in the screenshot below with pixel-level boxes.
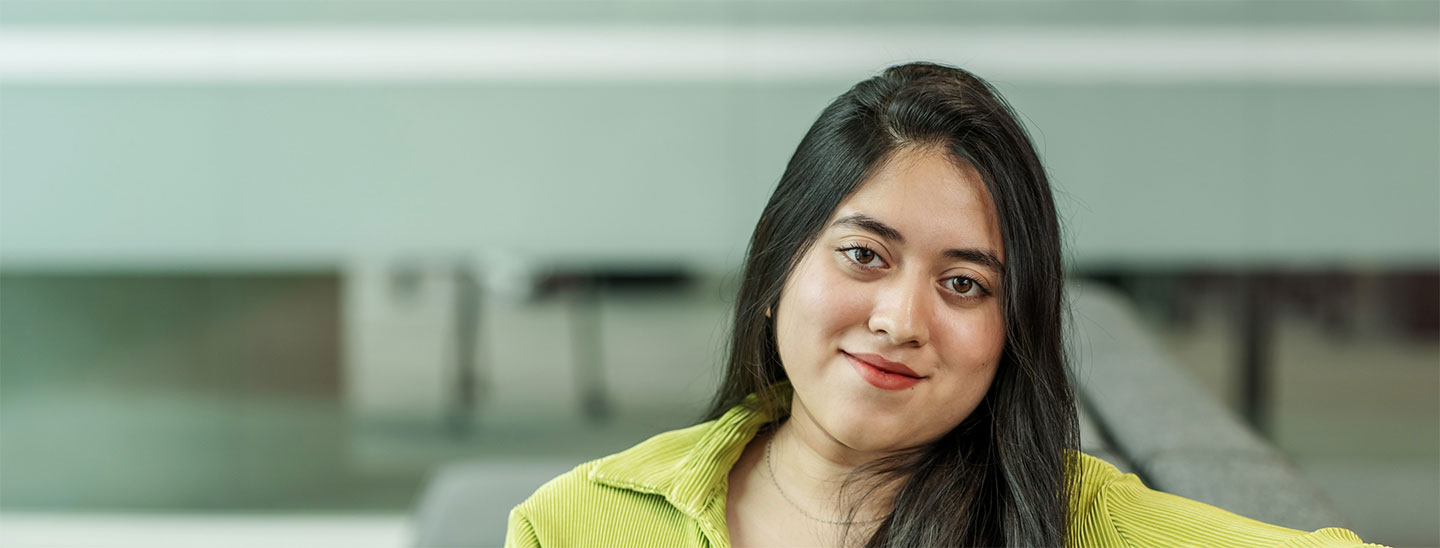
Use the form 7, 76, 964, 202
844, 351, 925, 391
846, 352, 921, 378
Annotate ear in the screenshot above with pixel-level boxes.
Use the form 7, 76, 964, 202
765, 306, 773, 318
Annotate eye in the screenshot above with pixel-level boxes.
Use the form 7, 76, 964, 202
946, 276, 989, 298
847, 247, 878, 265
836, 245, 887, 270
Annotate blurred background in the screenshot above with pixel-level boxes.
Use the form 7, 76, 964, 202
0, 1, 1436, 547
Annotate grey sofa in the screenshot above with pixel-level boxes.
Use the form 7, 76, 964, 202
411, 282, 1346, 547
1067, 283, 1347, 531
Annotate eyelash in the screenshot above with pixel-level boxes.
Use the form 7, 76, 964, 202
834, 244, 992, 299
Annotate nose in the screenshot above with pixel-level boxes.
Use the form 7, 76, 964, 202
867, 276, 930, 347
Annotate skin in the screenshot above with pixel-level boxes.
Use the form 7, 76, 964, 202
727, 146, 1007, 547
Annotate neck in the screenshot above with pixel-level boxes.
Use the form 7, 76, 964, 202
767, 396, 904, 523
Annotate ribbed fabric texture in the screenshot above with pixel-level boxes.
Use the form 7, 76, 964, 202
506, 395, 1384, 548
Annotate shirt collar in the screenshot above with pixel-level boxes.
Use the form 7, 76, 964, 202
588, 383, 791, 519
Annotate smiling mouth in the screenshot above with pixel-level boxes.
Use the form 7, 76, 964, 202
843, 351, 926, 391
843, 351, 922, 378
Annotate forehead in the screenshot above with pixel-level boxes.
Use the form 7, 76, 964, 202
831, 148, 1003, 259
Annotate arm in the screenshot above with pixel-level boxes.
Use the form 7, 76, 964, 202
1099, 473, 1386, 548
505, 507, 541, 548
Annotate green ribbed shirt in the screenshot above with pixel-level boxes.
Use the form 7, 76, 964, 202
506, 395, 1380, 548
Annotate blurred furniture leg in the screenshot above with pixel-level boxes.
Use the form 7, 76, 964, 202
571, 277, 611, 422
447, 265, 482, 436
1238, 272, 1274, 435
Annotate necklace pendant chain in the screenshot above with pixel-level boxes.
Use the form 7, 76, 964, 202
764, 435, 887, 526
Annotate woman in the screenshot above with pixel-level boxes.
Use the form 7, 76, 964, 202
505, 62, 1380, 547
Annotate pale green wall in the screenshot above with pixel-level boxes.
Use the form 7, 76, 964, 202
2, 82, 1436, 269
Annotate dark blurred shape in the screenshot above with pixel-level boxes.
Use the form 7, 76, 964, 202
1381, 271, 1439, 339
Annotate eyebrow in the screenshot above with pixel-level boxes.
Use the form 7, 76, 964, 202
831, 213, 1006, 276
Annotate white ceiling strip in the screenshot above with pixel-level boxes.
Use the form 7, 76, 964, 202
0, 25, 1435, 83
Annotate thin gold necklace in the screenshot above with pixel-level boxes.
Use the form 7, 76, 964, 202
764, 434, 887, 525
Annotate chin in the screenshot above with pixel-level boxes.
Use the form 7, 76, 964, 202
826, 417, 908, 453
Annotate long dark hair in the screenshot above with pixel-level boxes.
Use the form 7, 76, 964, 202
703, 62, 1079, 547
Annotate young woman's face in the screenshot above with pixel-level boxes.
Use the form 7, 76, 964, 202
773, 146, 1006, 454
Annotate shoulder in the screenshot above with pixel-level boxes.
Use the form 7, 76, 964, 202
1069, 452, 1385, 548
513, 421, 709, 513
506, 422, 716, 547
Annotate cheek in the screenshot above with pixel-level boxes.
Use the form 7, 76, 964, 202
934, 307, 1006, 395
774, 256, 874, 384
779, 255, 870, 337
928, 312, 1005, 432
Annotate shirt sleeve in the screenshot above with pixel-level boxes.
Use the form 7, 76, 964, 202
1095, 471, 1387, 548
504, 507, 541, 548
